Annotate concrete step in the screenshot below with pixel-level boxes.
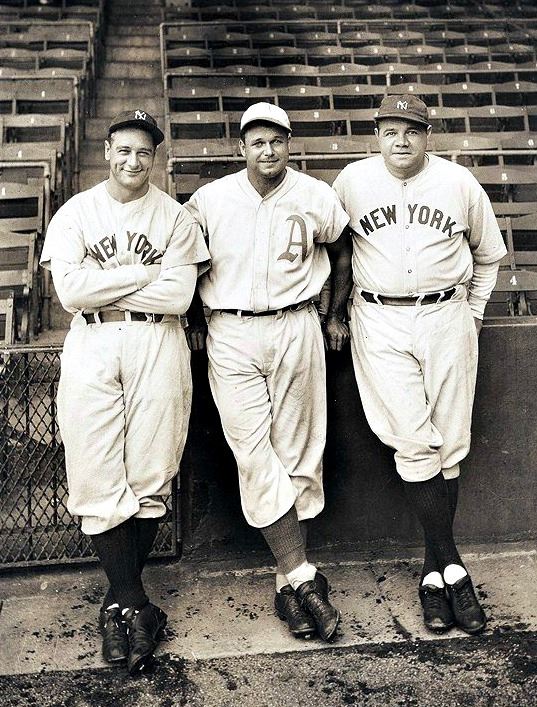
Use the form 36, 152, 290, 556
84, 116, 164, 139
106, 46, 161, 63
95, 96, 164, 117
106, 24, 160, 37
102, 61, 161, 79
106, 36, 160, 48
95, 78, 162, 98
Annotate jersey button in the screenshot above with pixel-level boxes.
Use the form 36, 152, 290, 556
407, 269, 412, 273
405, 225, 409, 229
403, 182, 407, 186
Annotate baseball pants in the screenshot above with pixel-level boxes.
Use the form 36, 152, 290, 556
58, 315, 192, 535
349, 286, 479, 482
206, 304, 326, 528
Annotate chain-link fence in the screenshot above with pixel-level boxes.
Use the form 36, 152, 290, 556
0, 345, 178, 569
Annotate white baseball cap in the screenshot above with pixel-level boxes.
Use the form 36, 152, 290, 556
240, 102, 292, 134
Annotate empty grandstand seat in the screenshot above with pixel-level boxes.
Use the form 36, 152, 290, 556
168, 111, 230, 140
282, 108, 352, 137
0, 47, 38, 71
0, 289, 15, 345
439, 81, 494, 107
0, 179, 44, 235
339, 31, 383, 48
269, 63, 318, 87
494, 80, 537, 106
430, 133, 501, 166
318, 63, 370, 87
212, 47, 260, 68
306, 45, 354, 67
259, 46, 308, 67
221, 86, 277, 111
276, 85, 331, 110
0, 230, 37, 341
250, 31, 297, 48
381, 30, 426, 48
166, 47, 212, 69
427, 106, 469, 132
472, 165, 537, 216
499, 132, 537, 165
386, 82, 440, 106
332, 83, 387, 109
167, 86, 221, 113
352, 45, 400, 66
467, 105, 528, 133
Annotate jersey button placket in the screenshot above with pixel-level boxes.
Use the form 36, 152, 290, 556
402, 182, 418, 295
252, 202, 270, 312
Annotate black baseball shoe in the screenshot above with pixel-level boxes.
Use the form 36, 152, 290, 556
123, 602, 168, 675
295, 580, 340, 642
418, 584, 455, 633
275, 585, 316, 639
99, 606, 128, 663
313, 571, 330, 601
446, 575, 487, 635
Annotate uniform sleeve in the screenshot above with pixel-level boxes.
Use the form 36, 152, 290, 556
315, 182, 350, 244
467, 183, 507, 265
468, 260, 501, 320
112, 209, 210, 315
183, 188, 209, 236
41, 206, 152, 314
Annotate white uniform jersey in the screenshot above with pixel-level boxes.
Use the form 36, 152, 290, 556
332, 154, 506, 296
41, 181, 210, 315
186, 167, 349, 311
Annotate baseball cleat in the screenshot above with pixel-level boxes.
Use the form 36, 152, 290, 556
99, 606, 128, 663
275, 585, 316, 639
123, 602, 168, 675
418, 584, 455, 633
446, 575, 487, 635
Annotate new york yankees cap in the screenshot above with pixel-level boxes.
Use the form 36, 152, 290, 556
107, 109, 165, 145
240, 102, 292, 134
374, 94, 430, 127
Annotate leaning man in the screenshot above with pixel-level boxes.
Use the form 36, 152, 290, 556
332, 95, 506, 635
40, 110, 209, 674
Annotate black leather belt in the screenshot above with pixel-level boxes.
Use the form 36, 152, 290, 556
219, 300, 311, 317
82, 311, 164, 324
360, 288, 457, 306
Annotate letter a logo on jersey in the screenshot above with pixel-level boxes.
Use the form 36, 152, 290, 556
397, 101, 408, 110
135, 110, 147, 121
278, 215, 308, 263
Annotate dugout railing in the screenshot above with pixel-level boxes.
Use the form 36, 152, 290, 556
0, 345, 179, 570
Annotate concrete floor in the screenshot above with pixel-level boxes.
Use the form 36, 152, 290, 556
0, 541, 535, 676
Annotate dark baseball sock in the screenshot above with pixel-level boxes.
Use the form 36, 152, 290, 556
91, 517, 149, 611
102, 517, 160, 608
260, 505, 307, 575
404, 473, 465, 576
420, 476, 460, 582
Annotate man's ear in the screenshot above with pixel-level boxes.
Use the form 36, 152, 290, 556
238, 139, 246, 158
104, 139, 111, 161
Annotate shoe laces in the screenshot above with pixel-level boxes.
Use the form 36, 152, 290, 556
424, 589, 445, 611
453, 581, 475, 611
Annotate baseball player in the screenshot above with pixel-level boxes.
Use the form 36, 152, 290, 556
185, 103, 350, 641
331, 94, 506, 635
40, 109, 210, 674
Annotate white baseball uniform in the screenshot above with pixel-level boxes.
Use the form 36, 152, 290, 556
333, 154, 506, 482
186, 167, 349, 527
40, 181, 210, 534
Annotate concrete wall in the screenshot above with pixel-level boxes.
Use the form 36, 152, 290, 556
180, 320, 537, 560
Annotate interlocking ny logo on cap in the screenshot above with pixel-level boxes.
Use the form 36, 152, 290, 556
134, 110, 147, 120
397, 101, 409, 110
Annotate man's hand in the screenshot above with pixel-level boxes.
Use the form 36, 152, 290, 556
474, 317, 483, 337
324, 314, 349, 352
185, 322, 208, 351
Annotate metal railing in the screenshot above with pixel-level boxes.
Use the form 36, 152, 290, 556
0, 344, 178, 569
